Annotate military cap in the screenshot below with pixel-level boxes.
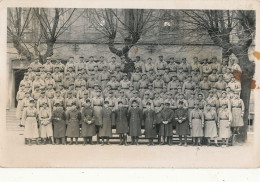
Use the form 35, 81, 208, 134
147, 57, 152, 60
103, 65, 108, 68
136, 56, 140, 58
177, 86, 182, 89
89, 56, 94, 58
24, 72, 29, 76
109, 91, 113, 94
79, 56, 84, 58
72, 102, 77, 106
120, 90, 124, 93
97, 89, 101, 92
159, 55, 163, 57
34, 85, 40, 88
29, 98, 35, 103
131, 100, 138, 104
69, 83, 74, 86
54, 66, 60, 69
36, 73, 41, 76
67, 91, 72, 95
118, 101, 123, 104
178, 67, 183, 70
205, 102, 211, 106
148, 83, 153, 86
122, 73, 128, 77
234, 91, 240, 95
222, 91, 227, 94
25, 91, 31, 94
182, 58, 186, 60
111, 56, 116, 59
55, 90, 61, 93
218, 74, 223, 77
195, 85, 201, 88
194, 100, 200, 105
187, 74, 192, 78
133, 90, 138, 94
41, 91, 45, 94
146, 102, 151, 106
164, 100, 171, 105
178, 100, 184, 104
47, 72, 52, 75
129, 84, 134, 88
172, 73, 177, 77
85, 99, 91, 103
142, 73, 147, 76
144, 91, 150, 95
94, 83, 99, 86
111, 74, 116, 78
54, 102, 61, 106
198, 93, 203, 96
20, 83, 25, 86
25, 85, 31, 88
209, 90, 213, 93
104, 100, 109, 104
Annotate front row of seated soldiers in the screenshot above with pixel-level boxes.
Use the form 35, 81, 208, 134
22, 90, 244, 147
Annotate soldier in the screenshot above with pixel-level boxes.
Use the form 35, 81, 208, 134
179, 57, 191, 74
92, 64, 101, 81
200, 75, 211, 98
52, 102, 66, 145
192, 69, 201, 84
103, 84, 112, 99
67, 66, 76, 80
75, 56, 86, 74
125, 84, 135, 100
81, 99, 96, 145
39, 65, 47, 80
39, 102, 53, 145
201, 58, 212, 77
175, 86, 184, 101
191, 56, 201, 73
228, 75, 241, 94
107, 74, 120, 93
134, 56, 145, 73
168, 57, 178, 75
219, 91, 231, 111
63, 73, 71, 90
147, 83, 155, 100
29, 58, 42, 72
206, 90, 219, 113
197, 93, 206, 111
194, 85, 205, 99
218, 103, 232, 147
58, 84, 66, 98
114, 66, 123, 82
65, 92, 78, 114
230, 92, 244, 135
189, 101, 204, 146
215, 74, 227, 99
92, 89, 104, 144
187, 92, 196, 118
175, 100, 189, 146
167, 74, 180, 96
203, 102, 219, 147
43, 57, 54, 73
65, 56, 75, 74
97, 56, 105, 72
65, 83, 77, 99
147, 69, 156, 83
27, 66, 36, 81
182, 75, 195, 100
160, 86, 168, 101
144, 102, 157, 145
66, 102, 81, 145
162, 68, 172, 85
142, 91, 154, 111
45, 84, 55, 108
53, 58, 65, 73
153, 73, 165, 93
158, 100, 174, 145
108, 56, 117, 73
211, 57, 221, 74
32, 85, 41, 103
53, 90, 65, 109
155, 55, 167, 75
176, 93, 188, 110
115, 100, 129, 145
22, 99, 40, 145
144, 57, 154, 73
115, 90, 129, 109
120, 73, 131, 92
229, 58, 242, 73
74, 73, 86, 91
177, 67, 187, 84
87, 73, 97, 95
52, 67, 63, 89
138, 73, 149, 98
223, 67, 233, 83
32, 73, 45, 92
86, 56, 96, 75
77, 84, 90, 102
221, 58, 229, 74
128, 100, 143, 145
20, 73, 33, 88
210, 84, 219, 99
37, 91, 51, 113
104, 91, 116, 123
16, 84, 26, 122
128, 90, 142, 109
130, 67, 142, 90
226, 86, 234, 100
45, 72, 56, 88
208, 68, 219, 87
100, 65, 111, 90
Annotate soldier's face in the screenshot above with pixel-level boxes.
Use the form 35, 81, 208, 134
159, 57, 163, 61
132, 102, 137, 107
43, 104, 47, 109
195, 104, 199, 109
222, 94, 226, 98
86, 102, 91, 107
146, 105, 151, 109
29, 102, 34, 107
206, 105, 211, 110
178, 103, 183, 108
136, 57, 140, 61
193, 58, 198, 62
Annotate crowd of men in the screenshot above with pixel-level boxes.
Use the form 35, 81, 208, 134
16, 54, 244, 147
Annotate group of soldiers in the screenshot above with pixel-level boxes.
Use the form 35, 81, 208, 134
16, 54, 244, 147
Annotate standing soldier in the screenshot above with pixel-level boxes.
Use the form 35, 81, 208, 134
107, 74, 120, 93
206, 90, 219, 112
86, 56, 97, 75
187, 92, 196, 119
39, 65, 47, 80
215, 74, 227, 99
20, 73, 32, 88
75, 56, 86, 74
115, 101, 129, 145
53, 58, 65, 73
230, 92, 244, 135
229, 58, 242, 73
120, 73, 131, 92
176, 67, 187, 85
144, 57, 154, 73
189, 101, 204, 146
228, 75, 241, 94
32, 86, 41, 103
52, 102, 66, 145
45, 72, 56, 88
223, 67, 233, 83
192, 69, 201, 84
52, 67, 63, 89
134, 56, 145, 73
218, 103, 232, 147
64, 92, 78, 114
167, 74, 180, 96
53, 90, 65, 109
27, 66, 36, 81
108, 56, 117, 73
200, 75, 211, 99
147, 83, 155, 100
179, 58, 191, 74
100, 65, 111, 90
45, 84, 55, 109
16, 84, 26, 122
63, 73, 71, 90
74, 73, 86, 91
155, 55, 167, 75
39, 102, 53, 145
153, 73, 165, 93
65, 56, 75, 74
208, 68, 219, 87
92, 89, 104, 144
125, 85, 135, 100
29, 58, 42, 72
176, 93, 188, 109
37, 91, 51, 114
144, 102, 157, 145
32, 73, 45, 92
219, 91, 231, 111
203, 102, 219, 147
115, 90, 129, 109
81, 99, 96, 145
128, 100, 143, 145
182, 75, 195, 100
211, 57, 222, 74
65, 83, 78, 99
114, 66, 123, 82
87, 74, 97, 96
162, 68, 172, 86
66, 102, 81, 145
138, 73, 149, 98
191, 57, 200, 73
168, 57, 178, 76
142, 91, 154, 111
147, 69, 156, 84
175, 100, 189, 146
128, 90, 142, 109
97, 56, 106, 72
158, 101, 174, 145
201, 58, 212, 77
130, 67, 142, 90
43, 57, 54, 73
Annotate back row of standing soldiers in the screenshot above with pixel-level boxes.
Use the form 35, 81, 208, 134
17, 55, 244, 147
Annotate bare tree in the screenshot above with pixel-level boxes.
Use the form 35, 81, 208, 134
180, 10, 256, 142
8, 8, 83, 63
87, 9, 159, 61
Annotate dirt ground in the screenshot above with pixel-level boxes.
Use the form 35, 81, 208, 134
0, 129, 258, 168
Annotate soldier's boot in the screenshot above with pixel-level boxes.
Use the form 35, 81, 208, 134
83, 138, 87, 145
36, 138, 41, 145
168, 137, 173, 146
49, 137, 55, 145
135, 137, 139, 145
97, 134, 100, 144
124, 135, 128, 146
61, 137, 66, 145
28, 139, 32, 146
101, 138, 105, 146
24, 138, 28, 145
69, 138, 73, 145
119, 134, 123, 145
178, 136, 183, 146
89, 137, 93, 145
75, 138, 78, 145
158, 136, 163, 145
131, 137, 135, 145
106, 138, 110, 145
43, 139, 47, 145
148, 139, 152, 146
184, 136, 188, 147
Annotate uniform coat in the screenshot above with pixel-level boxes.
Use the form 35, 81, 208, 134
175, 108, 190, 135
158, 108, 174, 137
81, 106, 96, 137
66, 109, 81, 137
128, 107, 143, 137
143, 109, 157, 138
115, 107, 129, 134
52, 107, 66, 138
99, 107, 113, 137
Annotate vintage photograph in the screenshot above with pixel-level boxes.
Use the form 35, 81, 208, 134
3, 4, 259, 168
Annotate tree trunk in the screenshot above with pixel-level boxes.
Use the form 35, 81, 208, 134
13, 37, 33, 61
222, 47, 232, 60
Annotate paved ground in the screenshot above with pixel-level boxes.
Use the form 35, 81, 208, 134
1, 109, 258, 168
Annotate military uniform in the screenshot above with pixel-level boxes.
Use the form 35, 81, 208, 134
203, 107, 218, 138
144, 108, 157, 138
131, 70, 142, 90
230, 96, 244, 127
189, 108, 204, 137
175, 106, 190, 136
218, 107, 232, 139
29, 60, 42, 72
158, 103, 174, 138
66, 107, 81, 138
52, 70, 63, 89
100, 67, 111, 90
81, 105, 96, 137
39, 106, 53, 138
200, 78, 211, 98
182, 76, 195, 99
128, 106, 143, 137
155, 60, 167, 75
52, 105, 66, 139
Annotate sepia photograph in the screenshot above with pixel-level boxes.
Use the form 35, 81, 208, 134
1, 0, 260, 168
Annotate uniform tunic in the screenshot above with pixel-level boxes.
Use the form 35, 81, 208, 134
16, 90, 25, 119
92, 96, 104, 126
218, 108, 232, 138
22, 107, 39, 139
99, 107, 113, 137
144, 109, 157, 138
29, 62, 42, 72
39, 107, 53, 138
81, 106, 96, 137
189, 109, 204, 137
230, 98, 244, 127
175, 108, 190, 135
52, 107, 66, 138
128, 107, 143, 137
66, 109, 81, 137
158, 108, 174, 137
203, 109, 218, 138
115, 107, 129, 134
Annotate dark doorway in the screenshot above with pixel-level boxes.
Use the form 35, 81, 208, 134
14, 69, 27, 107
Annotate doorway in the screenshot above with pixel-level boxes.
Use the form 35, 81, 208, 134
14, 69, 27, 107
